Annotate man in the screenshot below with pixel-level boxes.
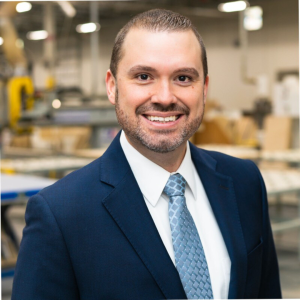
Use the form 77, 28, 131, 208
12, 9, 281, 299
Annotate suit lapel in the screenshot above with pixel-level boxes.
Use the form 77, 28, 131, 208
99, 133, 187, 299
190, 143, 247, 299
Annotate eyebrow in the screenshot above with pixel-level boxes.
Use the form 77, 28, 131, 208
127, 65, 200, 78
174, 68, 200, 78
128, 65, 157, 75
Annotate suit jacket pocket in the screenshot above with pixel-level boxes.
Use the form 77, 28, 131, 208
244, 238, 263, 299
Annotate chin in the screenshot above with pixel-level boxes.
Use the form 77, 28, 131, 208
137, 134, 187, 154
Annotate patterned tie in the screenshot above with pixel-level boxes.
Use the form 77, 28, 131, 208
164, 173, 213, 299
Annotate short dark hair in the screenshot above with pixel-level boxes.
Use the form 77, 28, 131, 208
110, 9, 208, 81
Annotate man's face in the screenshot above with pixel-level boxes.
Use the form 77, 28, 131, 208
106, 28, 209, 153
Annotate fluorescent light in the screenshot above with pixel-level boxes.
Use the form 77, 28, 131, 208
26, 30, 48, 41
218, 1, 248, 13
52, 99, 61, 109
16, 2, 32, 13
244, 6, 263, 30
76, 23, 100, 34
56, 1, 76, 18
0, 37, 3, 46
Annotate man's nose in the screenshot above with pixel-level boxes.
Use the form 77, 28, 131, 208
150, 81, 176, 106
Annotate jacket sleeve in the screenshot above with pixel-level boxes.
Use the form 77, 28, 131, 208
11, 193, 80, 300
251, 161, 282, 299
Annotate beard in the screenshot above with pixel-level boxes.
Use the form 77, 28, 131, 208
114, 89, 205, 153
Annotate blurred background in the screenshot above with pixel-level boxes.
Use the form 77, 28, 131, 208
0, 0, 299, 298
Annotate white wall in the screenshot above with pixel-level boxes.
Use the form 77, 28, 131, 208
192, 0, 299, 109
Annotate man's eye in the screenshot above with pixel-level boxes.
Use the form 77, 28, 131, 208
138, 74, 149, 80
178, 76, 190, 82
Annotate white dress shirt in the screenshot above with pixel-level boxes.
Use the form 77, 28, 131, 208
120, 131, 231, 299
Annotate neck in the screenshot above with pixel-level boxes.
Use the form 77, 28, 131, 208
124, 134, 187, 173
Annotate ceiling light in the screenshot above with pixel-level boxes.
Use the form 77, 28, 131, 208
26, 30, 48, 41
52, 99, 61, 109
56, 1, 76, 18
76, 23, 100, 34
218, 1, 248, 13
16, 2, 32, 13
244, 6, 263, 31
0, 37, 3, 46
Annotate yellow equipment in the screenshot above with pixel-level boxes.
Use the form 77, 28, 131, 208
7, 76, 34, 130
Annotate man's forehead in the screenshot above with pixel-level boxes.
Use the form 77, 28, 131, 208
120, 27, 202, 66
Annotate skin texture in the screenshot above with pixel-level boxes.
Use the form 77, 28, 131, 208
106, 28, 209, 172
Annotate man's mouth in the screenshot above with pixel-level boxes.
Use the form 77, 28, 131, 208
144, 115, 181, 123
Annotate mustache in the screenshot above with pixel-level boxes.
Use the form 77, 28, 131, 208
136, 103, 190, 115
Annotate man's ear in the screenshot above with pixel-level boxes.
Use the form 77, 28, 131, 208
203, 75, 209, 105
106, 69, 116, 105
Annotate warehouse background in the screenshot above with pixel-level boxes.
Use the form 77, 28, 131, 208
20, 1, 298, 109
1, 0, 299, 298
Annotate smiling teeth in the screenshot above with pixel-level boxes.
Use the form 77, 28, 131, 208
146, 116, 178, 122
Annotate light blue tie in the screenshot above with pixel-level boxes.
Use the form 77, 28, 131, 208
164, 173, 213, 299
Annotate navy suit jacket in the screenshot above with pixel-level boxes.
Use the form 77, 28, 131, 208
12, 132, 281, 299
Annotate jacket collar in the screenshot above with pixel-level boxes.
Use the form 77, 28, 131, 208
99, 131, 131, 187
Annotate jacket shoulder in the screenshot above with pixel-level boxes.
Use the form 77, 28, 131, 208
41, 157, 101, 197
37, 156, 113, 215
196, 146, 259, 176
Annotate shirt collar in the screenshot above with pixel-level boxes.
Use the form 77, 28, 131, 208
120, 131, 197, 207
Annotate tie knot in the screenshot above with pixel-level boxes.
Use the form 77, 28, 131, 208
164, 173, 187, 198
